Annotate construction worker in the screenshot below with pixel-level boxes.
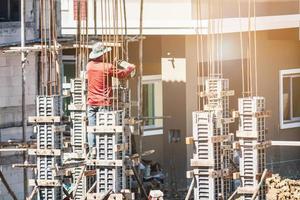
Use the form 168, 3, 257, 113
86, 42, 136, 151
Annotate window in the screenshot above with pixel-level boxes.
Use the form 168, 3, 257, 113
142, 75, 163, 136
62, 55, 76, 115
0, 0, 20, 22
279, 68, 300, 129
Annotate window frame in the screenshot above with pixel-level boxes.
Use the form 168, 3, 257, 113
279, 68, 300, 129
0, 0, 20, 22
142, 75, 163, 136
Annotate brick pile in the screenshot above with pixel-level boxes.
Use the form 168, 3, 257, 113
266, 174, 300, 200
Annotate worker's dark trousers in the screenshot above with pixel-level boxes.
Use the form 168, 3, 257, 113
87, 106, 112, 149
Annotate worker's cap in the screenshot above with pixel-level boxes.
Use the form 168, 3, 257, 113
89, 42, 112, 59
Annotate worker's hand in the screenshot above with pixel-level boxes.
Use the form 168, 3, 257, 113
128, 64, 136, 78
127, 64, 136, 71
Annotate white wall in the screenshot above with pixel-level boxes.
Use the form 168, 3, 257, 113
61, 0, 300, 35
61, 0, 193, 35
0, 53, 37, 128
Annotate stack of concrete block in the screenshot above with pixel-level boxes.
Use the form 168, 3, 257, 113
189, 78, 235, 200
266, 174, 300, 200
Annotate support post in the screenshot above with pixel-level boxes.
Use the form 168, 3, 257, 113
251, 169, 268, 200
185, 177, 195, 200
21, 0, 28, 198
137, 1, 144, 196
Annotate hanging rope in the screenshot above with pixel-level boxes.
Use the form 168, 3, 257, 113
238, 0, 245, 97
196, 0, 201, 110
254, 0, 258, 96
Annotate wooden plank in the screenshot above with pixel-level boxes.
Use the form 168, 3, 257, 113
254, 111, 271, 118
63, 152, 85, 160
233, 172, 240, 180
232, 111, 239, 118
28, 179, 61, 187
86, 159, 123, 167
185, 137, 194, 144
199, 90, 234, 97
255, 141, 271, 149
186, 170, 194, 179
190, 159, 214, 167
237, 186, 256, 194
251, 169, 268, 200
86, 193, 123, 200
236, 131, 258, 138
125, 169, 134, 176
221, 117, 235, 124
12, 163, 37, 168
185, 177, 195, 200
209, 169, 230, 178
271, 141, 300, 146
87, 126, 123, 133
233, 141, 240, 150
53, 125, 66, 132
114, 143, 129, 152
28, 116, 60, 123
26, 186, 38, 200
124, 118, 143, 125
211, 134, 232, 143
73, 42, 121, 48
68, 104, 86, 111
28, 149, 61, 156
0, 148, 27, 152
60, 161, 85, 170
73, 166, 86, 199
84, 170, 96, 177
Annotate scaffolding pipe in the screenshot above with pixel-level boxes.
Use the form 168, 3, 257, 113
271, 141, 300, 146
21, 0, 28, 198
0, 170, 18, 200
185, 177, 195, 200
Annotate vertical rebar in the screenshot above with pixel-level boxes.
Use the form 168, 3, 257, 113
138, 0, 144, 160
21, 0, 28, 198
137, 0, 144, 197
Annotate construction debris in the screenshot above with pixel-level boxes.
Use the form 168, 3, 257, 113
266, 174, 300, 200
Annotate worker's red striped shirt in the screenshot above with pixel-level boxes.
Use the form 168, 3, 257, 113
87, 61, 134, 106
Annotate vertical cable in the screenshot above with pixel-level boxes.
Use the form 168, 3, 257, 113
254, 0, 258, 96
196, 0, 201, 111
200, 0, 205, 107
238, 0, 245, 97
220, 0, 224, 77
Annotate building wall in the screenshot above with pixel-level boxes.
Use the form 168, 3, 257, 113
191, 0, 300, 19
0, 0, 37, 45
61, 0, 300, 35
0, 53, 37, 128
128, 36, 188, 193
185, 28, 300, 178
128, 29, 300, 193
0, 0, 39, 198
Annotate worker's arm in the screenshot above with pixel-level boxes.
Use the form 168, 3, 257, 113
108, 63, 135, 79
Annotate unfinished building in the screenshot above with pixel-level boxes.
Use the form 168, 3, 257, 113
0, 0, 300, 200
